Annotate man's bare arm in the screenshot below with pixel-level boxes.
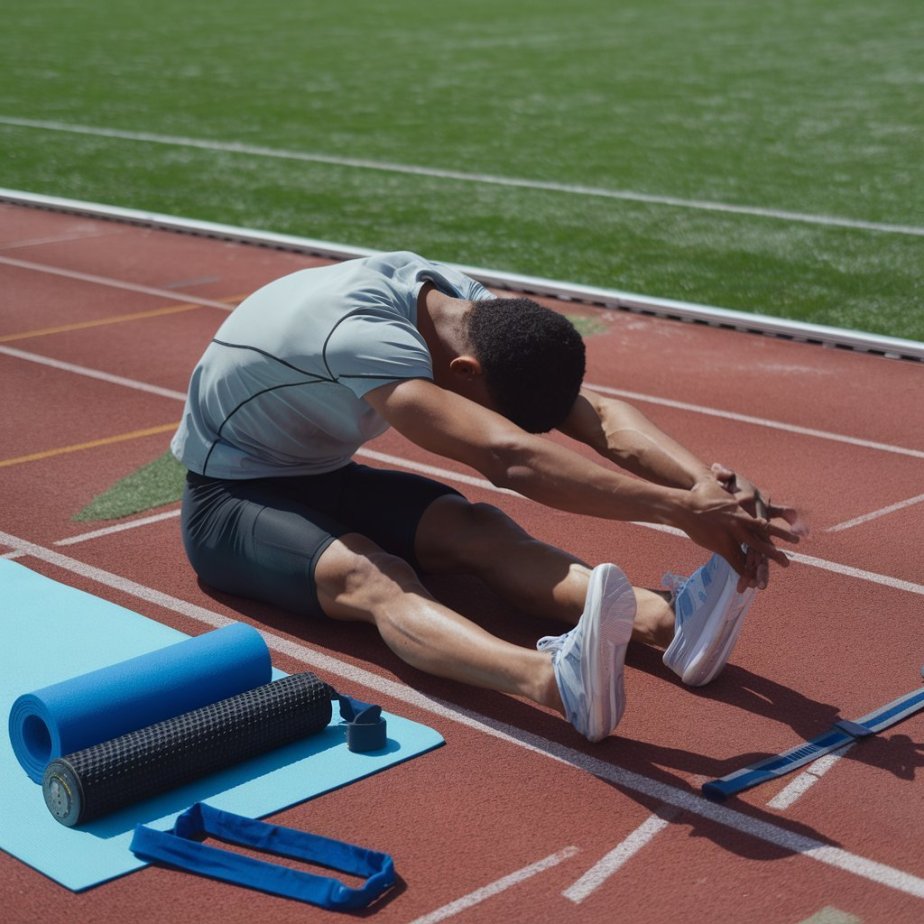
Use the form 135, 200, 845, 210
364, 378, 798, 578
559, 388, 712, 488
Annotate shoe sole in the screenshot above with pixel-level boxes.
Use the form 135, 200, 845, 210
581, 564, 636, 741
673, 561, 755, 687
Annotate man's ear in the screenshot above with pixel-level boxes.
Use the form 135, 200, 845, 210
448, 356, 483, 379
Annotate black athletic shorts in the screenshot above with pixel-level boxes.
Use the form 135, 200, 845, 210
180, 463, 461, 619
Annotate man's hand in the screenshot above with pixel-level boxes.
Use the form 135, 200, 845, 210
711, 463, 806, 527
707, 463, 809, 590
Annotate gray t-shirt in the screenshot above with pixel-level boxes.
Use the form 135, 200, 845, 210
171, 251, 491, 478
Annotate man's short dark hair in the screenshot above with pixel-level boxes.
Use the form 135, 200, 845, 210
467, 297, 586, 433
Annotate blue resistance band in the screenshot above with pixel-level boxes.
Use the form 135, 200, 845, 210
131, 803, 395, 910
336, 693, 386, 753
703, 684, 924, 802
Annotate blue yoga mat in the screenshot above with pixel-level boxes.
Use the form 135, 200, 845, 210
0, 559, 444, 891
9, 622, 272, 782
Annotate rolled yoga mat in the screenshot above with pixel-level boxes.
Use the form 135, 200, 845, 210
43, 672, 334, 827
9, 623, 271, 783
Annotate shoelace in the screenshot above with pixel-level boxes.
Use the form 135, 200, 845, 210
660, 571, 687, 605
536, 630, 571, 653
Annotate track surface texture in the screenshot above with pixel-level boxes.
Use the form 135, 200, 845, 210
1, 203, 922, 924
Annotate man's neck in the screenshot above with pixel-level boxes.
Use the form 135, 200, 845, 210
417, 284, 471, 366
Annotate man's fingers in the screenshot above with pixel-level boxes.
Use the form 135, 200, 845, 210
757, 493, 810, 538
770, 502, 811, 537
725, 543, 752, 587
736, 515, 789, 564
723, 474, 809, 540
710, 462, 735, 482
736, 546, 759, 591
766, 520, 803, 543
759, 557, 770, 589
748, 496, 804, 545
733, 548, 772, 592
747, 535, 790, 567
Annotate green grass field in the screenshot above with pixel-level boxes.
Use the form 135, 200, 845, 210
2, 0, 921, 339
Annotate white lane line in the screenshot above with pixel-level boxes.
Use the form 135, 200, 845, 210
588, 384, 924, 461
784, 550, 924, 597
0, 254, 235, 309
5, 346, 921, 592
54, 509, 183, 546
4, 339, 920, 464
408, 847, 580, 924
0, 230, 118, 251
0, 344, 189, 401
38, 439, 924, 597
827, 494, 924, 533
3, 529, 924, 902
6, 187, 924, 361
1, 117, 922, 238
364, 451, 924, 596
768, 747, 855, 811
4, 249, 921, 460
562, 808, 678, 904
798, 904, 863, 924
358, 448, 519, 496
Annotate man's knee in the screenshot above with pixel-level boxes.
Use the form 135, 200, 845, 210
417, 496, 526, 572
316, 534, 421, 618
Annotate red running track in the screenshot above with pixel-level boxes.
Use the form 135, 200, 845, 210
1, 202, 923, 924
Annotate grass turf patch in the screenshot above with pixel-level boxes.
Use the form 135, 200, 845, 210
74, 451, 186, 522
1, 0, 920, 340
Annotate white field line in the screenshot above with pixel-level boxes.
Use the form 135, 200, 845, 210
408, 847, 580, 924
783, 550, 924, 597
362, 452, 924, 597
826, 493, 924, 533
358, 448, 519, 496
54, 509, 183, 546
0, 229, 118, 251
0, 254, 234, 309
768, 746, 855, 812
3, 529, 924, 901
5, 189, 924, 362
1, 117, 922, 238
0, 344, 189, 401
2, 325, 921, 463
797, 906, 863, 924
588, 385, 924, 462
562, 808, 677, 904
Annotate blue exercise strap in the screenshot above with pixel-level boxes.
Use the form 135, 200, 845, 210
131, 803, 395, 910
703, 683, 924, 802
130, 689, 392, 908
336, 692, 386, 753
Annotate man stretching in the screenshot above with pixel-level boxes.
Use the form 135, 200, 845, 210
172, 251, 802, 742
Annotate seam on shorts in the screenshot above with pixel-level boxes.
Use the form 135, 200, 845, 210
307, 535, 339, 619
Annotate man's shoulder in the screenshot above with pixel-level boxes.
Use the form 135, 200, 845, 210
361, 250, 433, 276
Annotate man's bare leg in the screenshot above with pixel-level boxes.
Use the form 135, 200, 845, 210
314, 532, 563, 711
414, 494, 675, 646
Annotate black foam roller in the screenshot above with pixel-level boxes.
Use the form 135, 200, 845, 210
42, 672, 334, 827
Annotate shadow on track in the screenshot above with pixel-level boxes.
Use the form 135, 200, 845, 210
198, 573, 898, 863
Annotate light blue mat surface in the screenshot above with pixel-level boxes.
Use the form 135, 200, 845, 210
0, 559, 443, 891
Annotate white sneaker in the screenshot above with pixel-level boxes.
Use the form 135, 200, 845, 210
661, 554, 756, 687
537, 563, 636, 742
